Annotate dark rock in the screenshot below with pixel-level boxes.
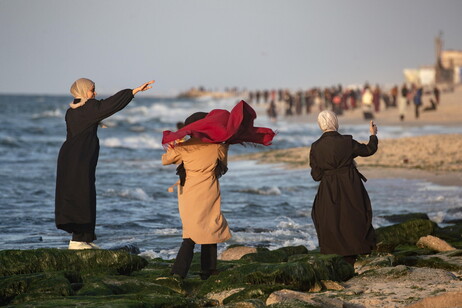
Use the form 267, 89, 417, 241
375, 219, 436, 252
199, 254, 353, 304
393, 244, 437, 257
240, 246, 309, 263
223, 298, 266, 307
0, 248, 148, 277
107, 243, 141, 255
381, 213, 429, 224
76, 275, 180, 297
13, 293, 200, 307
223, 285, 287, 305
0, 272, 74, 306
393, 256, 462, 271
433, 222, 462, 243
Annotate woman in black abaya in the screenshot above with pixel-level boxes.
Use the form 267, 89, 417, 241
55, 78, 154, 249
310, 110, 378, 265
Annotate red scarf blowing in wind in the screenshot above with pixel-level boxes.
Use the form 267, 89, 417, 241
162, 100, 276, 146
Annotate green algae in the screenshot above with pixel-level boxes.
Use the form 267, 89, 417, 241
393, 244, 436, 256
267, 301, 319, 308
223, 285, 287, 305
0, 249, 148, 277
0, 272, 74, 306
11, 293, 200, 308
197, 254, 353, 304
393, 256, 462, 271
375, 219, 436, 252
433, 222, 462, 243
240, 246, 309, 263
223, 298, 266, 307
381, 213, 430, 224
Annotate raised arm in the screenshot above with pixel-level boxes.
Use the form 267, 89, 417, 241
132, 80, 155, 95
352, 121, 378, 157
91, 80, 155, 123
162, 146, 182, 166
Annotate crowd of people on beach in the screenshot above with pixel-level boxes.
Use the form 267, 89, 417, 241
244, 83, 441, 122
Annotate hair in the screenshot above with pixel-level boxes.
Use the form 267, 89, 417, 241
184, 112, 208, 126
176, 122, 185, 130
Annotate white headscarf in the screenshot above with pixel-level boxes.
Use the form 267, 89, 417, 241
69, 78, 95, 109
317, 110, 339, 132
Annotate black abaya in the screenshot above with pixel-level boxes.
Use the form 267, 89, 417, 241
55, 89, 134, 236
310, 131, 378, 256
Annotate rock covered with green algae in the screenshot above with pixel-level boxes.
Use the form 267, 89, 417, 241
198, 252, 354, 305
4, 225, 461, 308
0, 248, 152, 306
0, 248, 148, 276
0, 247, 354, 307
240, 246, 309, 263
375, 218, 436, 252
373, 214, 462, 253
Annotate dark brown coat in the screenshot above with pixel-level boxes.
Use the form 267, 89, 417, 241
310, 131, 378, 256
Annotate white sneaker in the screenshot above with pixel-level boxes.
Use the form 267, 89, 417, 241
68, 241, 100, 250
88, 242, 101, 249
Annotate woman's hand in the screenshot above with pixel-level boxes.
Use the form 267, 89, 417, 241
132, 80, 155, 95
369, 120, 378, 135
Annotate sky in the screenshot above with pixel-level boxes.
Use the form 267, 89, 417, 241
1, 0, 462, 95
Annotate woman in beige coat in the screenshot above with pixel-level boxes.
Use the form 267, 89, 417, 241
162, 112, 232, 280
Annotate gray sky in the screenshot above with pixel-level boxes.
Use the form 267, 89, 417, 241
1, 0, 462, 95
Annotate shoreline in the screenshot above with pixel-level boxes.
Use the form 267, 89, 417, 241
359, 166, 462, 187
231, 134, 462, 187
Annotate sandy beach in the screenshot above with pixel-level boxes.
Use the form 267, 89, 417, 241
234, 85, 462, 187
226, 87, 462, 307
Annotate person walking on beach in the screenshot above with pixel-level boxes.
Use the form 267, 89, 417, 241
310, 110, 378, 266
55, 78, 154, 250
433, 85, 440, 105
413, 85, 423, 119
361, 85, 374, 119
372, 85, 381, 112
398, 83, 408, 121
162, 101, 275, 280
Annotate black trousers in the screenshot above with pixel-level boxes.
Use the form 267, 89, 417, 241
171, 238, 217, 279
72, 232, 96, 242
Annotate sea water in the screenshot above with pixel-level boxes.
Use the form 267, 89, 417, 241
1, 94, 461, 259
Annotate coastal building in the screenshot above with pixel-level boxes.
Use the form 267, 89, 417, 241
404, 33, 462, 85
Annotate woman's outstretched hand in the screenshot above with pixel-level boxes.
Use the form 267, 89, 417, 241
369, 120, 378, 135
132, 80, 155, 95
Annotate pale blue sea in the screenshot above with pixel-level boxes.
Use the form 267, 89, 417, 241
1, 94, 461, 259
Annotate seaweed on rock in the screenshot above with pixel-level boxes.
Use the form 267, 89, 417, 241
375, 219, 436, 252
0, 249, 148, 277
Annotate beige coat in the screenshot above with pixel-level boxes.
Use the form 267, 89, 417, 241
162, 138, 232, 244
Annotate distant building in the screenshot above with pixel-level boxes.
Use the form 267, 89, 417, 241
435, 32, 462, 84
440, 50, 462, 84
404, 33, 462, 85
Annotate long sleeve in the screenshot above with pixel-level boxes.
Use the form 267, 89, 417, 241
352, 135, 378, 158
309, 146, 323, 182
218, 144, 229, 166
88, 89, 134, 123
162, 147, 182, 165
